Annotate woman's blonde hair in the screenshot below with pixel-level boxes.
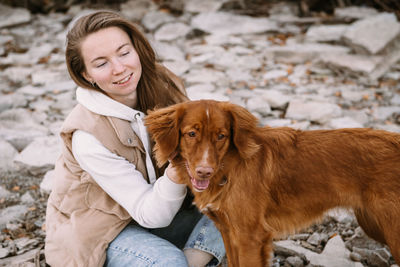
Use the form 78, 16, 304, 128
65, 10, 187, 113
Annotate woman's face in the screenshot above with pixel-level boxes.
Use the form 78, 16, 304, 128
81, 26, 142, 107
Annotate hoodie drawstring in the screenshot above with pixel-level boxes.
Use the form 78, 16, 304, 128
133, 113, 157, 184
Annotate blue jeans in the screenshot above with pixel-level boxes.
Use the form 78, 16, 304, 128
105, 208, 225, 267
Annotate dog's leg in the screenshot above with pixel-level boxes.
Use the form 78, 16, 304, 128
387, 240, 400, 265
354, 208, 386, 244
219, 229, 239, 267
383, 221, 400, 264
356, 207, 400, 264
234, 233, 273, 267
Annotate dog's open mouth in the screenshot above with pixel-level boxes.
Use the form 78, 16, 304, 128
191, 178, 210, 192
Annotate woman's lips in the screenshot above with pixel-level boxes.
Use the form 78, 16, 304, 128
114, 73, 133, 85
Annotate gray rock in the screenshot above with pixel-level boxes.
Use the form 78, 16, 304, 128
209, 52, 263, 70
0, 186, 11, 200
191, 12, 278, 36
154, 22, 192, 41
352, 247, 390, 267
328, 117, 363, 129
186, 83, 215, 94
264, 118, 292, 128
257, 89, 290, 109
286, 256, 304, 267
50, 91, 76, 115
225, 69, 253, 83
319, 53, 383, 77
326, 208, 355, 224
14, 237, 39, 252
246, 97, 271, 117
183, 68, 227, 85
0, 35, 13, 47
263, 69, 288, 81
340, 89, 369, 103
372, 106, 400, 121
17, 85, 47, 97
14, 136, 61, 176
343, 13, 400, 55
141, 10, 176, 31
26, 43, 55, 64
20, 192, 35, 204
0, 4, 31, 28
44, 80, 77, 94
31, 69, 70, 86
307, 232, 328, 246
265, 43, 350, 64
306, 25, 348, 43
345, 227, 386, 251
0, 93, 27, 113
0, 108, 49, 151
40, 169, 54, 194
376, 124, 400, 133
120, 0, 156, 22
0, 205, 29, 230
1, 67, 32, 84
391, 94, 400, 106
184, 0, 225, 13
204, 34, 245, 46
350, 251, 363, 262
285, 99, 342, 124
0, 247, 9, 259
1, 52, 34, 66
162, 60, 190, 76
275, 235, 363, 267
187, 83, 228, 101
0, 139, 18, 171
334, 6, 379, 19
152, 41, 185, 61
188, 91, 229, 102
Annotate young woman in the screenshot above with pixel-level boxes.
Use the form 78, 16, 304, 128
45, 10, 225, 267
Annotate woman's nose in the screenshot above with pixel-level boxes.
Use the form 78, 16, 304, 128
112, 59, 125, 74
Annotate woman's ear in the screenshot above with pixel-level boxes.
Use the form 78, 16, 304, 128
82, 71, 93, 84
145, 103, 185, 166
222, 102, 260, 159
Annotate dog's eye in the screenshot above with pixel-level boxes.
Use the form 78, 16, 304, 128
217, 134, 225, 140
188, 131, 196, 137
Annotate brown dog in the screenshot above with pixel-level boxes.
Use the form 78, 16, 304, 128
145, 99, 400, 266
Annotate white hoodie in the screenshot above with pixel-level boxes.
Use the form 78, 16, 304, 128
72, 87, 187, 228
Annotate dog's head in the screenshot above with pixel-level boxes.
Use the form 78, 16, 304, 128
145, 100, 260, 192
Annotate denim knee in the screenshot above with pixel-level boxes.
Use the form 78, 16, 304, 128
153, 246, 187, 267
106, 243, 187, 267
105, 223, 190, 267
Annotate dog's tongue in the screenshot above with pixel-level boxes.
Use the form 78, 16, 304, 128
191, 178, 210, 190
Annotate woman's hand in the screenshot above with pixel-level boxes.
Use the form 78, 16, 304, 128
166, 164, 184, 184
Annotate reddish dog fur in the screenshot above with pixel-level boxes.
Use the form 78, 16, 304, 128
145, 99, 400, 266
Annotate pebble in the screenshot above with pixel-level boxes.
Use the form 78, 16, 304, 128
0, 205, 29, 230
0, 1, 399, 266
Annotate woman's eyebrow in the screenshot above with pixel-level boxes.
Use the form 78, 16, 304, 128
90, 43, 131, 63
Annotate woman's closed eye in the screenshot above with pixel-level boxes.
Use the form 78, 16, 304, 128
120, 51, 130, 56
96, 61, 107, 68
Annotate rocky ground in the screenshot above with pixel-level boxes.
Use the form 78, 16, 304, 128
0, 0, 400, 266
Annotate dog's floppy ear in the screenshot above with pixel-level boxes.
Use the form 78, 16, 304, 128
221, 102, 260, 159
145, 103, 185, 166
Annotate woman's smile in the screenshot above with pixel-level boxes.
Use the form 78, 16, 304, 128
114, 73, 133, 85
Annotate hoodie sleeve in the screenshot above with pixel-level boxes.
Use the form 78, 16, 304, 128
72, 129, 187, 228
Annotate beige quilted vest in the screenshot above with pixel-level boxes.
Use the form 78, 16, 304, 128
45, 104, 152, 267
